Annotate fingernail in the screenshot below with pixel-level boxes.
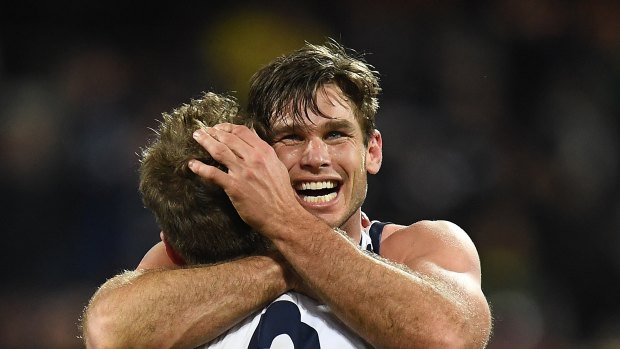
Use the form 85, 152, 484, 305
193, 130, 201, 139
188, 160, 195, 169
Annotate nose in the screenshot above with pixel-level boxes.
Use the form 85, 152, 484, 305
300, 137, 331, 170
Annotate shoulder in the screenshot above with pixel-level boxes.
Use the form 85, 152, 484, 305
380, 220, 472, 248
379, 220, 481, 279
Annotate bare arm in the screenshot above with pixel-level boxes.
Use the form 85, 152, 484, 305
82, 254, 291, 349
272, 217, 492, 349
189, 124, 492, 348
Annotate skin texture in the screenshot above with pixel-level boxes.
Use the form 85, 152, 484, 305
187, 84, 492, 348
84, 254, 292, 349
82, 85, 491, 348
268, 86, 380, 241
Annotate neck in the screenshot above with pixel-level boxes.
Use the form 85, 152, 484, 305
339, 210, 363, 243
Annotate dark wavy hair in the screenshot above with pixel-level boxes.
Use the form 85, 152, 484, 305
139, 92, 272, 265
247, 39, 381, 145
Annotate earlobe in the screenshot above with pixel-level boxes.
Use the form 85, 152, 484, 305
366, 129, 383, 174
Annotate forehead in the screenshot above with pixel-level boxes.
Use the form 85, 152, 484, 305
271, 84, 357, 130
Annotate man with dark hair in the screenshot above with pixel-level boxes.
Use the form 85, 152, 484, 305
84, 40, 492, 349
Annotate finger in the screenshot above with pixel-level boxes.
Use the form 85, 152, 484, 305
192, 129, 241, 169
212, 122, 235, 132
188, 159, 231, 189
204, 127, 254, 160
214, 123, 271, 150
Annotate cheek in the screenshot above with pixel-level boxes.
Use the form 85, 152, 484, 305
274, 147, 301, 169
332, 147, 364, 174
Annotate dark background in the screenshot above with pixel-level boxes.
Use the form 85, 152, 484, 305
1, 1, 619, 348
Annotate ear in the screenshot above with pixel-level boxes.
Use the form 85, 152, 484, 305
365, 129, 383, 174
161, 232, 187, 266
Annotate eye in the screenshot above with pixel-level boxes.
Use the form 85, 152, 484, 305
325, 131, 345, 140
277, 133, 304, 143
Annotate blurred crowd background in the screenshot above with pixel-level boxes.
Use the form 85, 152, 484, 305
1, 1, 619, 348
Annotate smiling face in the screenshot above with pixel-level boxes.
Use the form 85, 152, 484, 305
271, 84, 382, 238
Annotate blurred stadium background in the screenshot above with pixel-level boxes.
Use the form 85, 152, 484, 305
1, 1, 619, 348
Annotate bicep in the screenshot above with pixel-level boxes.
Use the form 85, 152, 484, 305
382, 220, 483, 287
380, 221, 492, 343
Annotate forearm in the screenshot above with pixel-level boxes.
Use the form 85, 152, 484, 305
83, 255, 289, 349
273, 220, 489, 349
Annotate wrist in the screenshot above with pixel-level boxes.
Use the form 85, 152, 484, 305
254, 253, 293, 294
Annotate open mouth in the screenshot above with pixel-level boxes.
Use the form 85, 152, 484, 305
294, 180, 341, 204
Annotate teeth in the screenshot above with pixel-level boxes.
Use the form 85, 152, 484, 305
301, 192, 337, 203
299, 181, 336, 190
296, 181, 338, 204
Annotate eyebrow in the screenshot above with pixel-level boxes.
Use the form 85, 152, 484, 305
271, 118, 357, 135
323, 119, 358, 133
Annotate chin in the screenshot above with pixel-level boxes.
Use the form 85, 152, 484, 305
310, 212, 340, 227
